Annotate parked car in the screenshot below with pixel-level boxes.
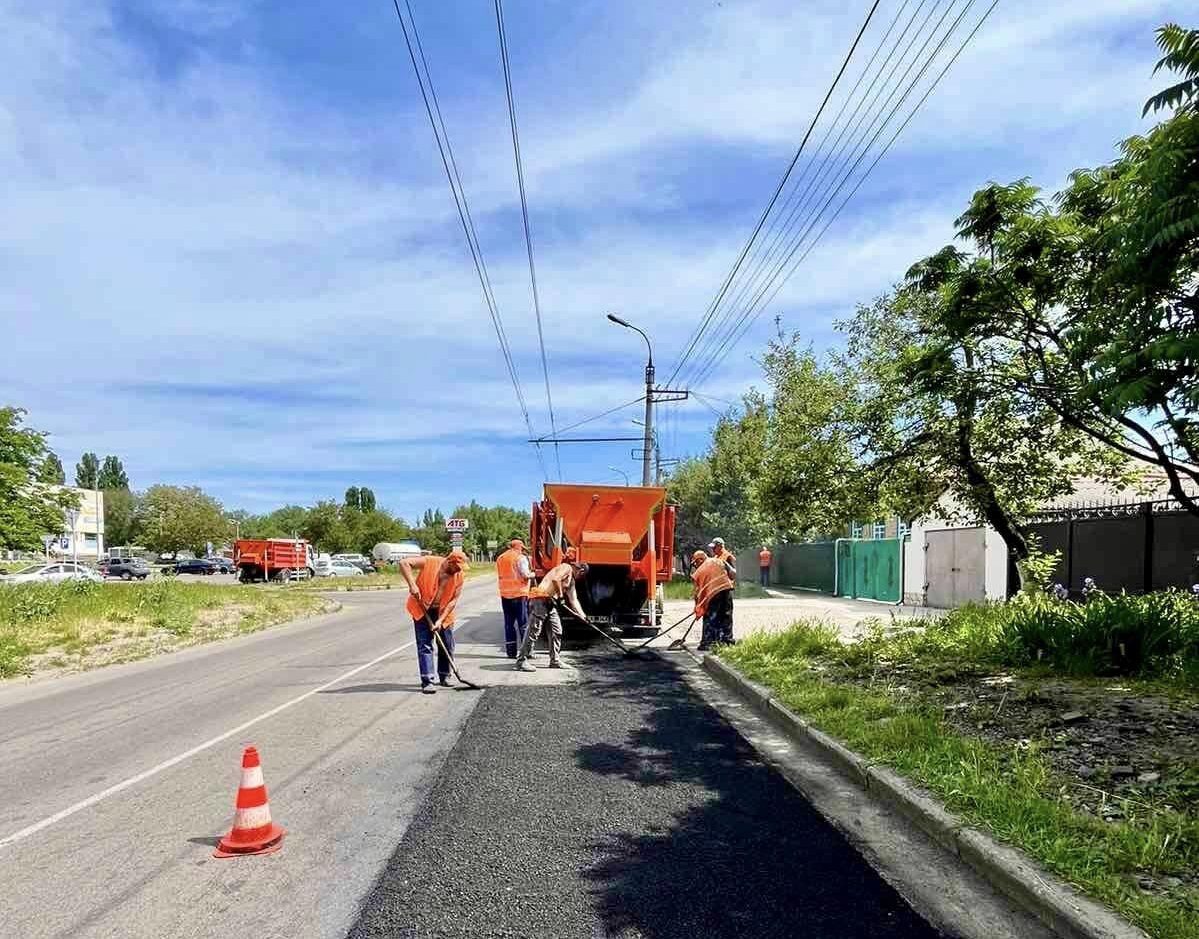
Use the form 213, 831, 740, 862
104, 558, 151, 580
327, 560, 365, 578
207, 556, 235, 574
332, 553, 375, 573
175, 558, 217, 576
1, 562, 103, 584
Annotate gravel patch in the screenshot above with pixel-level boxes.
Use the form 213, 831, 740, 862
349, 650, 944, 938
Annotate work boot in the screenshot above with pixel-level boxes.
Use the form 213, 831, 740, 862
515, 658, 536, 672
420, 682, 437, 695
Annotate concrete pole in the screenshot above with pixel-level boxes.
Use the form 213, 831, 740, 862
642, 360, 655, 487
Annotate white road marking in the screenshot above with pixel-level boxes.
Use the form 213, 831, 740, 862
0, 612, 479, 850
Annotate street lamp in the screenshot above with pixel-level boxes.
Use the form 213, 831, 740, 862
607, 312, 655, 486
608, 466, 630, 486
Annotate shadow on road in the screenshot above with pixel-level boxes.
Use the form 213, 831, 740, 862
318, 683, 420, 694
573, 657, 942, 938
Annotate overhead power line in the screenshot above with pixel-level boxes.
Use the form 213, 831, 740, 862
688, 0, 997, 389
389, 0, 548, 479
684, 0, 963, 388
494, 0, 561, 479
665, 0, 884, 388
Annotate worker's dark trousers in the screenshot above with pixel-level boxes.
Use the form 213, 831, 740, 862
501, 595, 529, 658
413, 614, 454, 684
760, 566, 770, 586
702, 590, 734, 646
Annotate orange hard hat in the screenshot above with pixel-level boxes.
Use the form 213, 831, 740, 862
692, 550, 707, 563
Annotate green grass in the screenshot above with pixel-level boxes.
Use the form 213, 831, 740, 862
0, 580, 329, 679
720, 622, 1199, 939
663, 578, 769, 601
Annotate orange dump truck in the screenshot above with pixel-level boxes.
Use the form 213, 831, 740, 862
530, 483, 675, 637
234, 538, 315, 583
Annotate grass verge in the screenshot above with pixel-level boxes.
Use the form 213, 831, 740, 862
0, 580, 332, 679
719, 619, 1199, 939
663, 578, 769, 601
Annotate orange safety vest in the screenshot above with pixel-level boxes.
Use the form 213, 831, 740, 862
692, 557, 734, 615
759, 549, 772, 566
496, 548, 530, 599
406, 556, 465, 627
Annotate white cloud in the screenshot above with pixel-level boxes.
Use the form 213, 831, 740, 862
2, 0, 1191, 512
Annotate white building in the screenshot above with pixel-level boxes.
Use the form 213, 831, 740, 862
47, 487, 105, 560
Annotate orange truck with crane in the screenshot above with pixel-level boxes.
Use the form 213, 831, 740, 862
529, 483, 675, 637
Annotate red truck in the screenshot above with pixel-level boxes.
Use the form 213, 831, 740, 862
234, 539, 315, 583
530, 483, 675, 637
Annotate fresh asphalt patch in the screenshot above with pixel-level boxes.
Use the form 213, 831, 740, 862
349, 650, 946, 938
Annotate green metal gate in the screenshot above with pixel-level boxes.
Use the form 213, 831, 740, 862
835, 539, 902, 603
775, 542, 835, 593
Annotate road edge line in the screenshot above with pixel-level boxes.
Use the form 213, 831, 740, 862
699, 653, 1149, 939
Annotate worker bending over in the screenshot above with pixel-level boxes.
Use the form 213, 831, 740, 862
495, 538, 533, 658
691, 549, 735, 651
401, 549, 469, 694
514, 558, 588, 672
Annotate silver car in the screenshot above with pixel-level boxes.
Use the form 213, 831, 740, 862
1, 562, 104, 584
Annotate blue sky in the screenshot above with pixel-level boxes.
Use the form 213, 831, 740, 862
2, 0, 1191, 522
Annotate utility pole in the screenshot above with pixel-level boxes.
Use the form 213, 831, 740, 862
608, 313, 689, 487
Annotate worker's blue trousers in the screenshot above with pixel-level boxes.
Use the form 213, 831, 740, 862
501, 596, 528, 658
414, 614, 454, 684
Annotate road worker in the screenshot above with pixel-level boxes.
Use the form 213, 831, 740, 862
758, 545, 773, 587
496, 538, 534, 658
400, 549, 469, 694
514, 558, 588, 672
692, 549, 735, 651
710, 537, 737, 644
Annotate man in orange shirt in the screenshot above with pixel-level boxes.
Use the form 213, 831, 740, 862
691, 549, 735, 651
400, 549, 469, 694
495, 538, 533, 658
759, 545, 773, 587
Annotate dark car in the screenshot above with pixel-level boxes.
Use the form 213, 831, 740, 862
207, 556, 235, 574
105, 558, 151, 580
175, 558, 217, 576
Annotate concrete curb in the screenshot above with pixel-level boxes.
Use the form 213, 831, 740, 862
700, 653, 1149, 939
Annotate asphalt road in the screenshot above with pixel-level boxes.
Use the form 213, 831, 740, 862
350, 650, 945, 938
0, 577, 543, 939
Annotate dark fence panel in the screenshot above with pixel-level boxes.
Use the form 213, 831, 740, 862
1008, 500, 1199, 596
775, 541, 836, 593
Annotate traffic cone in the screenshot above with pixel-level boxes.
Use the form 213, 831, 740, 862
213, 745, 285, 858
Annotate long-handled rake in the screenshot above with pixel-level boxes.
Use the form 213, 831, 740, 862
628, 611, 698, 653
432, 629, 483, 691
668, 615, 701, 650
561, 607, 642, 658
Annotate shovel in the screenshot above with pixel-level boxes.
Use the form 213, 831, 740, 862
668, 615, 701, 651
415, 593, 483, 691
628, 611, 698, 653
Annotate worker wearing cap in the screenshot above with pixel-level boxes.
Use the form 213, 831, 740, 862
515, 559, 588, 672
691, 549, 735, 650
401, 549, 469, 694
758, 545, 773, 587
496, 538, 534, 658
711, 537, 737, 644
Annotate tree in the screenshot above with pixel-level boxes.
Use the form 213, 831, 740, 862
666, 457, 715, 554
359, 487, 376, 512
413, 508, 450, 555
136, 485, 230, 555
38, 452, 66, 485
0, 408, 79, 551
103, 488, 139, 547
97, 456, 129, 490
75, 452, 99, 489
301, 501, 350, 553
344, 486, 361, 511
755, 334, 880, 539
447, 500, 530, 556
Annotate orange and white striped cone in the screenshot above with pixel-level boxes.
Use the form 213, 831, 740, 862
213, 745, 285, 858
